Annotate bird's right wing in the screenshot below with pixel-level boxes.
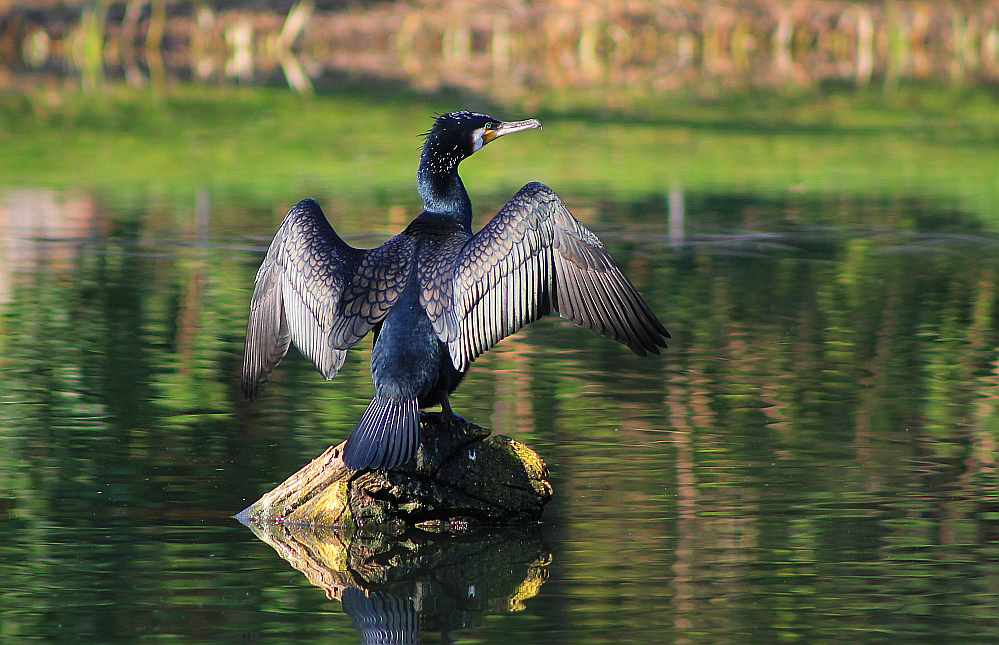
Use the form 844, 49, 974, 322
241, 198, 364, 401
444, 182, 669, 372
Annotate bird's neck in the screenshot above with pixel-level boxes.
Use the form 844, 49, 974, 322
417, 143, 473, 231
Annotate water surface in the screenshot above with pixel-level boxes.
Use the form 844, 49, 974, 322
1, 97, 999, 643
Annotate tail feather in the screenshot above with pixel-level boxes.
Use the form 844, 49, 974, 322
343, 398, 420, 470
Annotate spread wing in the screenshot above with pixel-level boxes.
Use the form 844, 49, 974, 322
241, 198, 364, 401
444, 182, 669, 372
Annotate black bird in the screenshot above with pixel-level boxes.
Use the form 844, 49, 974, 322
242, 111, 669, 471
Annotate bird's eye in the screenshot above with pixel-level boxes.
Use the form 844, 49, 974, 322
484, 122, 496, 131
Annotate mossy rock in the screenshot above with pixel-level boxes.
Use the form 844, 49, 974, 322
237, 414, 552, 530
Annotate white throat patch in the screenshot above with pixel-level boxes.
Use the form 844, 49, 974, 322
471, 127, 486, 152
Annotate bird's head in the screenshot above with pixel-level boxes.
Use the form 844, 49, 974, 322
422, 111, 542, 169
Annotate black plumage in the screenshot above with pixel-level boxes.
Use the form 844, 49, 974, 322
242, 111, 670, 471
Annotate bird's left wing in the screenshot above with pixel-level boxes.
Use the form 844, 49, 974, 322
443, 182, 669, 372
242, 198, 364, 401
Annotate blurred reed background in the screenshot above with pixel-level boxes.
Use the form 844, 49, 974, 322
1, 0, 998, 103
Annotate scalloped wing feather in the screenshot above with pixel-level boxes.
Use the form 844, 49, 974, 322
444, 182, 669, 372
241, 198, 362, 400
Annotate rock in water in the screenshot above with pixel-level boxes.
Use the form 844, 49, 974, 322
237, 414, 552, 530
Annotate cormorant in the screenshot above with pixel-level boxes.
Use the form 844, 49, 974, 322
242, 111, 669, 471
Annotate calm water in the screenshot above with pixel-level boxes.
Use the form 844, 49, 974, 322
3, 115, 999, 642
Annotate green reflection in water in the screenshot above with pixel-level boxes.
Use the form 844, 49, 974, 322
1, 186, 997, 643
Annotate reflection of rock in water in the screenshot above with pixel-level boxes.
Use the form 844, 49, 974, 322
239, 518, 550, 642
342, 588, 420, 645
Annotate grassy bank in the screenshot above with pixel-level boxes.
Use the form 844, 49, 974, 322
1, 84, 997, 224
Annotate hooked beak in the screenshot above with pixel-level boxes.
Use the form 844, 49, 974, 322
483, 118, 542, 144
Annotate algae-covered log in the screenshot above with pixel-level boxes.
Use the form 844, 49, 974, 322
238, 414, 552, 529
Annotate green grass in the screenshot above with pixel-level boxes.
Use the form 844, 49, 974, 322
1, 83, 997, 224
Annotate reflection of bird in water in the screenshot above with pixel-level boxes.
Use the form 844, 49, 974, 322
242, 111, 669, 470
341, 588, 420, 645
